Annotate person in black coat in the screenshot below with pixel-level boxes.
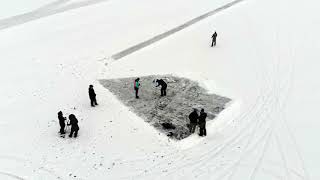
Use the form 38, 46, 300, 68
188, 109, 199, 133
156, 79, 167, 96
68, 114, 79, 138
89, 85, 98, 107
58, 111, 66, 134
211, 31, 217, 47
198, 109, 207, 136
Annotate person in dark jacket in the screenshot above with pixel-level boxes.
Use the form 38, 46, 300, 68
58, 111, 66, 134
198, 109, 207, 136
211, 31, 217, 47
156, 79, 167, 96
68, 114, 79, 138
188, 109, 199, 133
89, 85, 98, 107
134, 78, 140, 99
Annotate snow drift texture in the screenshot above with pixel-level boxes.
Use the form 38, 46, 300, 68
100, 75, 230, 139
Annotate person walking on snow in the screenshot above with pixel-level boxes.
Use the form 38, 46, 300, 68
89, 85, 98, 107
58, 111, 66, 134
68, 114, 79, 138
198, 109, 207, 136
134, 78, 140, 99
156, 79, 167, 96
189, 109, 199, 133
211, 31, 217, 47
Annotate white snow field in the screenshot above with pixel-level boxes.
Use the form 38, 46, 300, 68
0, 0, 319, 179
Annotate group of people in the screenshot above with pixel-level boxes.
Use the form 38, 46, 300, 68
134, 78, 208, 137
58, 79, 210, 138
134, 78, 167, 99
58, 112, 80, 138
189, 108, 208, 137
57, 85, 98, 138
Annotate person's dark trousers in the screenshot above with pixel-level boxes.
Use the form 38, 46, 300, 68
135, 87, 139, 98
190, 122, 197, 133
90, 97, 98, 107
60, 125, 65, 134
69, 128, 78, 138
199, 122, 206, 136
69, 129, 74, 137
74, 130, 78, 137
211, 39, 216, 47
161, 87, 167, 96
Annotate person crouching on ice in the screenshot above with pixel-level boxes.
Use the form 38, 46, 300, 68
68, 114, 79, 138
156, 79, 167, 96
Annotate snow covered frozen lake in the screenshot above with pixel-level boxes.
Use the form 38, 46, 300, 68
0, 0, 320, 179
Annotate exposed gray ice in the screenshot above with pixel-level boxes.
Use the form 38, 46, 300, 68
100, 75, 230, 140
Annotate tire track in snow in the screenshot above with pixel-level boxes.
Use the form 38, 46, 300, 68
276, 36, 310, 180
0, 171, 25, 180
111, 0, 245, 60
275, 133, 291, 180
0, 0, 109, 30
249, 131, 273, 180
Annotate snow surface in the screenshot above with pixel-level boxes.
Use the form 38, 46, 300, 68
0, 0, 320, 179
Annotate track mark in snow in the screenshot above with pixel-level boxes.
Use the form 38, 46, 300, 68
111, 0, 245, 60
275, 133, 291, 180
249, 131, 272, 180
0, 0, 109, 30
0, 171, 25, 180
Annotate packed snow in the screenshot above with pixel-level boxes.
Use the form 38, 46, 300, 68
0, 0, 319, 179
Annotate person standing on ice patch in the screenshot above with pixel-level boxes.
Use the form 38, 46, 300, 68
189, 109, 199, 133
58, 111, 66, 134
68, 114, 79, 138
198, 109, 207, 136
89, 85, 98, 107
156, 79, 167, 96
211, 31, 217, 47
134, 78, 140, 99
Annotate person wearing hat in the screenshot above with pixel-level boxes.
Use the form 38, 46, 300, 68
58, 111, 66, 134
89, 85, 98, 107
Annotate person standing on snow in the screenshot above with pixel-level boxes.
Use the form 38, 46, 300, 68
198, 109, 207, 136
89, 85, 98, 107
134, 78, 140, 99
211, 31, 217, 47
156, 79, 167, 96
58, 111, 66, 134
68, 114, 79, 138
188, 109, 199, 133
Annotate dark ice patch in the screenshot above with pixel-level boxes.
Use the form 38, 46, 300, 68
99, 75, 230, 140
